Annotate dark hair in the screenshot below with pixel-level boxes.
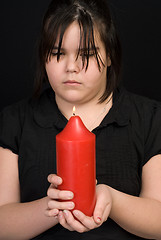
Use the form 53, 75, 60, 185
34, 0, 122, 102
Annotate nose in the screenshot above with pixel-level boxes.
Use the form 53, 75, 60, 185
66, 55, 81, 73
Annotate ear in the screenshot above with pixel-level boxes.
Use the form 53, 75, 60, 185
107, 55, 111, 67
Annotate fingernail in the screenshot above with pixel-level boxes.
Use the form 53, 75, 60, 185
68, 202, 75, 209
97, 217, 101, 223
53, 209, 59, 216
58, 211, 63, 218
73, 210, 79, 216
57, 177, 62, 184
63, 210, 68, 216
67, 192, 74, 199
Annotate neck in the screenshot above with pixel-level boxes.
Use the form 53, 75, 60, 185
55, 94, 113, 131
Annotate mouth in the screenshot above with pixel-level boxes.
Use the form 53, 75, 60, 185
63, 80, 81, 86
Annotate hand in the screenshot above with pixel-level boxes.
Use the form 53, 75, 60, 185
45, 174, 75, 217
58, 184, 112, 232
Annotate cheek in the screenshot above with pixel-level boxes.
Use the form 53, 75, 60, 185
46, 62, 60, 82
84, 63, 105, 83
45, 66, 58, 92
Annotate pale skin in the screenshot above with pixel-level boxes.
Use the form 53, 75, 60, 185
0, 21, 161, 240
1, 150, 161, 240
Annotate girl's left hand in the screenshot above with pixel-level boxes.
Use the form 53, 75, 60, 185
58, 184, 112, 232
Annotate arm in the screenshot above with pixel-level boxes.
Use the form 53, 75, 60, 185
0, 147, 74, 240
109, 154, 161, 239
54, 155, 161, 239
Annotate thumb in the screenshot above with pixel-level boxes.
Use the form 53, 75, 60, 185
93, 196, 105, 224
93, 185, 112, 224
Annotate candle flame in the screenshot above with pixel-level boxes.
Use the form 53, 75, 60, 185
73, 106, 76, 116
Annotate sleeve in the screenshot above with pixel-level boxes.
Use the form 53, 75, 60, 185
0, 103, 23, 154
143, 102, 161, 165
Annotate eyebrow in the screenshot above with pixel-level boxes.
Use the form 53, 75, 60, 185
52, 47, 65, 51
80, 47, 100, 51
52, 47, 100, 51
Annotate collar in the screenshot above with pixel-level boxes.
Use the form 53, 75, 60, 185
32, 87, 130, 130
33, 88, 68, 129
98, 87, 130, 128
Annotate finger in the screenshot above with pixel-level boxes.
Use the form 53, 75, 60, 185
72, 210, 97, 230
93, 187, 112, 224
93, 204, 104, 224
47, 200, 75, 211
47, 174, 62, 186
62, 210, 88, 233
58, 211, 74, 231
45, 208, 59, 217
101, 203, 111, 222
47, 187, 74, 200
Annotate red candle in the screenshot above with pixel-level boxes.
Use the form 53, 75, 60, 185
56, 112, 96, 216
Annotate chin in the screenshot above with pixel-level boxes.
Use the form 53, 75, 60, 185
61, 93, 84, 104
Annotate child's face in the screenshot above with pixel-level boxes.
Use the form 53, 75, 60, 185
45, 21, 111, 105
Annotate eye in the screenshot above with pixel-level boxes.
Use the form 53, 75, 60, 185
80, 50, 95, 57
51, 51, 65, 57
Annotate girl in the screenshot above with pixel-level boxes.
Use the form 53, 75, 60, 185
0, 0, 161, 239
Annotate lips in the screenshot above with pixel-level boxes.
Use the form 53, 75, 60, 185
63, 80, 81, 85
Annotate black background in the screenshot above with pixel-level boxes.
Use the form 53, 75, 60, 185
1, 0, 161, 111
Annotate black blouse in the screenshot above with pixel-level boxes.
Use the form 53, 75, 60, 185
0, 87, 161, 240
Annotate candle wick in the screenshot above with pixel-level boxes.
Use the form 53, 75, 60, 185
73, 106, 76, 116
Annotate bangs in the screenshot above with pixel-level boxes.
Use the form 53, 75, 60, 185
43, 6, 105, 71
35, 0, 121, 102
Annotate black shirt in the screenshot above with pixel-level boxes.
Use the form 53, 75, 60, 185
0, 87, 161, 239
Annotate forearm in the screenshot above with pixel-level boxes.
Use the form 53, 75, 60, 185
108, 187, 161, 239
0, 197, 58, 240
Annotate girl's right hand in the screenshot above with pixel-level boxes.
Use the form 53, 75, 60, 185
46, 174, 75, 217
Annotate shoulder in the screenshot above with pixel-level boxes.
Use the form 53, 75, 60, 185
122, 87, 160, 107
0, 89, 53, 153
0, 88, 54, 123
1, 98, 29, 120
113, 87, 161, 129
0, 97, 33, 128
121, 88, 161, 121
0, 98, 31, 154
118, 88, 161, 164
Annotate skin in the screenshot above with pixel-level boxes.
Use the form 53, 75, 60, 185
45, 21, 112, 130
0, 21, 161, 239
45, 22, 111, 107
45, 21, 161, 238
47, 174, 112, 231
